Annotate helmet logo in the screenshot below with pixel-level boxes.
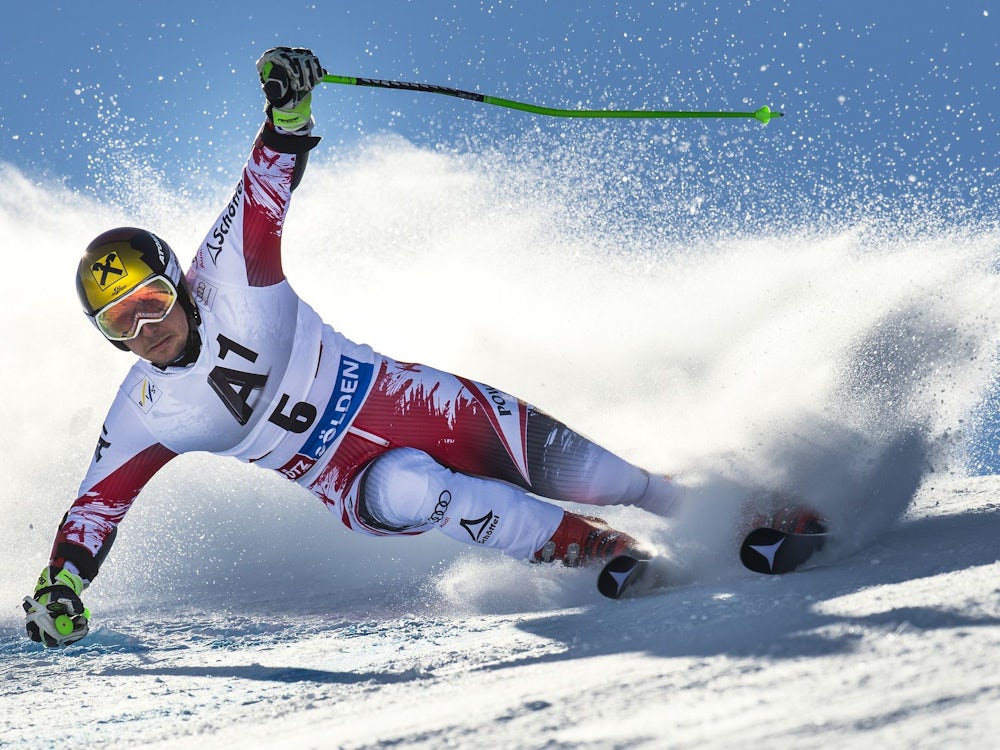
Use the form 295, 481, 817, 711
149, 232, 166, 266
91, 252, 129, 289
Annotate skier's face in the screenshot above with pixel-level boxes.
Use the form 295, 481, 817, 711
123, 302, 189, 365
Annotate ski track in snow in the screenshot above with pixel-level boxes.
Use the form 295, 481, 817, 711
4, 476, 1000, 749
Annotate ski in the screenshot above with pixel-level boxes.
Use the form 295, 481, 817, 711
739, 527, 828, 575
597, 554, 673, 599
600, 528, 828, 598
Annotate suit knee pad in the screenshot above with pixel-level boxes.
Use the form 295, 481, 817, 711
360, 448, 443, 530
358, 447, 563, 559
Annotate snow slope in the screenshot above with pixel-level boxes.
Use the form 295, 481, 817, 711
3, 136, 1000, 748
4, 476, 1000, 749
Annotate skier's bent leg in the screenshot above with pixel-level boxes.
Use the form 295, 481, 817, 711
585, 449, 681, 518
359, 448, 563, 559
357, 448, 644, 564
529, 415, 682, 517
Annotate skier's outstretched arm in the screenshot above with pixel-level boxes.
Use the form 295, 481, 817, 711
23, 47, 328, 648
24, 397, 177, 647
194, 46, 326, 289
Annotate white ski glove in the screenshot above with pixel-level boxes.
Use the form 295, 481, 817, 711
256, 46, 326, 131
23, 566, 91, 647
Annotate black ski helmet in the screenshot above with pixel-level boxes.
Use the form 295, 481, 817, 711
76, 227, 198, 350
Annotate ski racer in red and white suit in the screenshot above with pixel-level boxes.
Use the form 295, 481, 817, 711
29, 48, 681, 646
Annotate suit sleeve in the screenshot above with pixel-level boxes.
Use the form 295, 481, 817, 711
194, 121, 321, 289
49, 394, 178, 582
50, 122, 321, 582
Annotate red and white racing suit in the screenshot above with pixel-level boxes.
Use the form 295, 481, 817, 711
49, 122, 679, 582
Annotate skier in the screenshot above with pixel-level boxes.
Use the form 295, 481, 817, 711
24, 47, 687, 646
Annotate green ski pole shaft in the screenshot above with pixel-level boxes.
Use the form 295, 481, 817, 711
320, 74, 783, 124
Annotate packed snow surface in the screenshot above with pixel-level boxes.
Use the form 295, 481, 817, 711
4, 476, 1000, 749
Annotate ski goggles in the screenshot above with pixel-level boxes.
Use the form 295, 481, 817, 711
94, 275, 178, 341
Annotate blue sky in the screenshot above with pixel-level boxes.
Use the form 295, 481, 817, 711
3, 1, 998, 228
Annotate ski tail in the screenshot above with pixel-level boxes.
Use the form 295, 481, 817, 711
740, 527, 829, 575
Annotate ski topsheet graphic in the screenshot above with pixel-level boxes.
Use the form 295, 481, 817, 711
598, 527, 829, 600
739, 527, 828, 575
597, 555, 673, 599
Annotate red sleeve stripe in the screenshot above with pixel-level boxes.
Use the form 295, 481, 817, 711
241, 146, 295, 287
56, 443, 178, 553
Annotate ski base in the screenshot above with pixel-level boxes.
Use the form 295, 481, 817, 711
740, 527, 828, 575
597, 554, 673, 599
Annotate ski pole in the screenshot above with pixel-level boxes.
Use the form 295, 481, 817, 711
320, 74, 783, 125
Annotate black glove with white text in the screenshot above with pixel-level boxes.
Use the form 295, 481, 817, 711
256, 46, 326, 131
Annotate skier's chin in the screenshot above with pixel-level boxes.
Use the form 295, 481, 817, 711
145, 335, 183, 365
129, 332, 183, 365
